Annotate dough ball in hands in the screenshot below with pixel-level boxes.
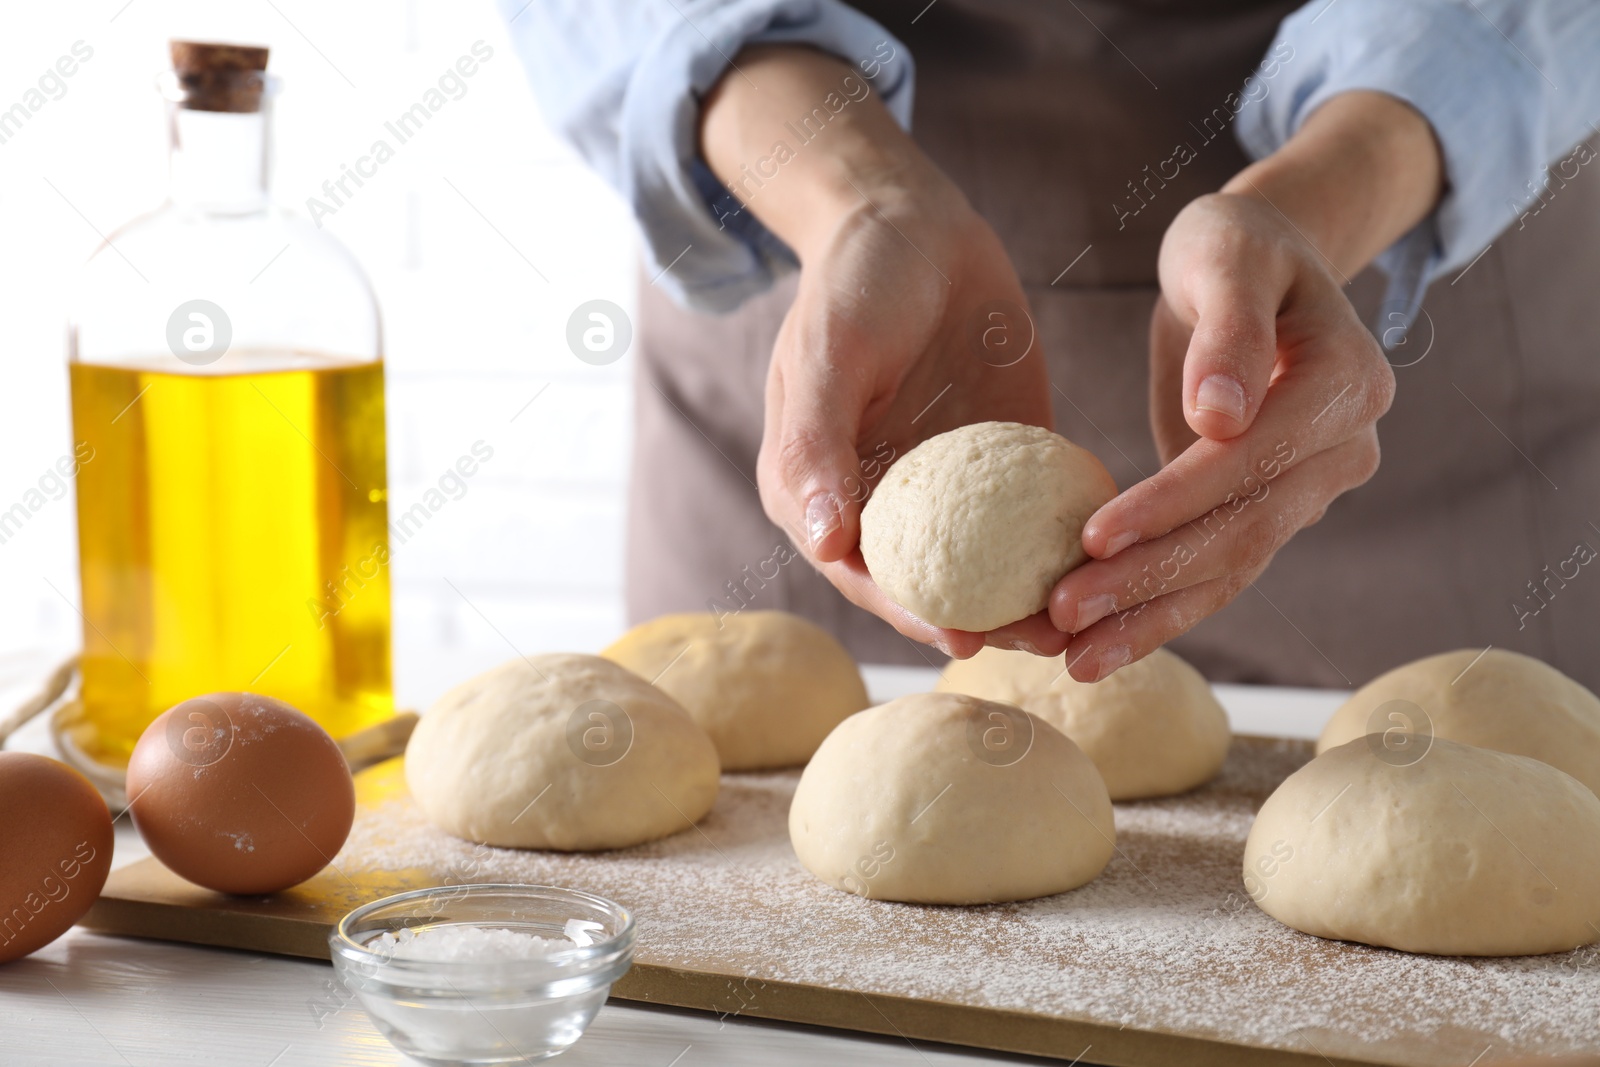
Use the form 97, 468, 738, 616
405, 654, 720, 851
1245, 736, 1600, 956
788, 692, 1115, 904
1317, 648, 1600, 795
937, 646, 1231, 800
602, 610, 869, 771
859, 422, 1117, 631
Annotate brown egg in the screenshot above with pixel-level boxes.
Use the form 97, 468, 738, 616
125, 692, 355, 895
0, 752, 114, 963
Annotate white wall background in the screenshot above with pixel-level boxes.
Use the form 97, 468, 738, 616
0, 1, 638, 708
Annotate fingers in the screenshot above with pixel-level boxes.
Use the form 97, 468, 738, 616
1055, 431, 1381, 682
1059, 571, 1253, 682
820, 551, 986, 659
1050, 432, 1379, 632
1175, 266, 1280, 441
756, 317, 875, 565
983, 610, 1072, 657
1085, 300, 1392, 560
818, 549, 1056, 662
1159, 203, 1289, 441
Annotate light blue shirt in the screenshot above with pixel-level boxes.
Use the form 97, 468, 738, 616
1237, 0, 1600, 314
499, 0, 1600, 315
496, 0, 913, 312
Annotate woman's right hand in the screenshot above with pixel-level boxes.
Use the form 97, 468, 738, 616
701, 47, 1062, 659
757, 169, 1065, 660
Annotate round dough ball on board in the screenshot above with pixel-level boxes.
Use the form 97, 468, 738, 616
602, 610, 869, 771
859, 422, 1117, 631
789, 692, 1115, 904
1245, 735, 1600, 956
405, 653, 720, 851
936, 646, 1231, 800
1317, 648, 1600, 795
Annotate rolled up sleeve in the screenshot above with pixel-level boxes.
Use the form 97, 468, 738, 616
1236, 0, 1600, 310
497, 0, 914, 312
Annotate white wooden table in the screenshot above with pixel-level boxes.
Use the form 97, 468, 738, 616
0, 654, 1341, 1067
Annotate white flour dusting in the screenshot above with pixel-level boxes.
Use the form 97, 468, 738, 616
332, 738, 1600, 1062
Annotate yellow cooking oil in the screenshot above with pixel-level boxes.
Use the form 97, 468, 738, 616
66, 352, 393, 767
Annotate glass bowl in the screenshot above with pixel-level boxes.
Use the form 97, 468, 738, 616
330, 884, 636, 1065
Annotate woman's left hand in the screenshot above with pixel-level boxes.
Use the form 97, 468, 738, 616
1045, 190, 1396, 681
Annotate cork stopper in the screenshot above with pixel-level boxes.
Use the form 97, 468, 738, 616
169, 40, 270, 113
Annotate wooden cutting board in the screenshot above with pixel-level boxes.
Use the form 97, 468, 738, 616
81, 736, 1600, 1067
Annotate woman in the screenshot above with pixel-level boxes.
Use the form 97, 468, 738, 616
503, 0, 1600, 689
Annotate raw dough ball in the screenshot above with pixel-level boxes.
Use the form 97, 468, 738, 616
603, 611, 869, 771
405, 653, 720, 851
1318, 648, 1600, 795
859, 422, 1117, 631
1245, 736, 1600, 955
789, 692, 1115, 904
936, 646, 1231, 800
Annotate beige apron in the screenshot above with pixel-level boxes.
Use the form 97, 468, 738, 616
628, 0, 1600, 690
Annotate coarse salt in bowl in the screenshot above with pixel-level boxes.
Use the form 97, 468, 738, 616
330, 884, 635, 1065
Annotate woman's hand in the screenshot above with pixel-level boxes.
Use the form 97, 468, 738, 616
1046, 90, 1443, 681
757, 174, 1066, 659
1048, 192, 1394, 680
702, 47, 1060, 659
